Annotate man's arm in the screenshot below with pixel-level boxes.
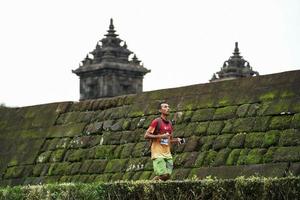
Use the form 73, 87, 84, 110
144, 126, 169, 139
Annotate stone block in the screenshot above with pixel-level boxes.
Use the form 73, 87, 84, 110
237, 149, 250, 165
46, 123, 86, 138
273, 146, 300, 162
170, 168, 191, 180
104, 159, 128, 173
191, 108, 215, 122
228, 133, 246, 148
55, 138, 71, 149
138, 171, 152, 180
120, 131, 140, 144
49, 149, 66, 162
36, 151, 52, 163
262, 130, 280, 148
183, 136, 200, 152
207, 121, 224, 135
122, 119, 131, 130
269, 116, 293, 130
194, 122, 209, 135
120, 143, 136, 158
244, 132, 265, 148
289, 162, 300, 176
232, 117, 255, 133
193, 151, 208, 167
246, 103, 260, 117
263, 147, 277, 163
183, 123, 197, 137
222, 119, 235, 133
291, 113, 300, 129
212, 134, 234, 150
48, 162, 71, 176
212, 148, 231, 166
94, 145, 116, 159
94, 174, 112, 182
84, 122, 103, 135
245, 148, 267, 164
264, 99, 292, 115
79, 160, 93, 174
253, 116, 271, 132
65, 149, 88, 162
87, 160, 108, 174
236, 104, 250, 118
101, 131, 122, 145
102, 120, 114, 131
203, 150, 217, 166
199, 135, 217, 151
4, 166, 24, 179
279, 129, 300, 146
226, 149, 241, 165
213, 106, 237, 120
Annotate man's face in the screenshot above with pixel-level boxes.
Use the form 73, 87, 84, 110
160, 103, 170, 115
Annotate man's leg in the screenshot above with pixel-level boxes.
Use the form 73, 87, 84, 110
152, 158, 173, 181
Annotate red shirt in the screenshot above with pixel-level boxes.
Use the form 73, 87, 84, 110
149, 118, 173, 159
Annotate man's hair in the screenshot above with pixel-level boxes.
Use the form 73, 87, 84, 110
158, 101, 167, 110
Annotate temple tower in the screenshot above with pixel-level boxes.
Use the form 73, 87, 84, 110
210, 42, 259, 82
73, 19, 150, 100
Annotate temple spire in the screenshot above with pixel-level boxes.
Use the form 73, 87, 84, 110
105, 18, 118, 37
233, 42, 240, 56
210, 42, 259, 82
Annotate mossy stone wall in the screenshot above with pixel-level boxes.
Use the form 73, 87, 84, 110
1, 70, 300, 186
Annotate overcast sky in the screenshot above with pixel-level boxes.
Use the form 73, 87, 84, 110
0, 0, 299, 107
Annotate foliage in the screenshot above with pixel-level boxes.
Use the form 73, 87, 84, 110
0, 176, 300, 200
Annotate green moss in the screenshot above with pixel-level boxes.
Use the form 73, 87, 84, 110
191, 108, 215, 122
113, 145, 125, 158
246, 103, 260, 117
79, 160, 93, 174
48, 162, 71, 176
279, 129, 300, 146
212, 134, 234, 150
212, 148, 231, 166
259, 91, 278, 101
228, 133, 246, 148
65, 149, 88, 162
49, 149, 66, 162
120, 143, 136, 158
291, 113, 300, 129
193, 151, 208, 167
104, 159, 129, 173
213, 106, 237, 120
207, 121, 224, 135
93, 145, 116, 159
226, 149, 241, 165
170, 169, 191, 180
244, 132, 265, 148
236, 104, 250, 117
102, 131, 122, 145
36, 151, 52, 163
183, 111, 193, 122
199, 136, 217, 151
263, 130, 280, 147
253, 116, 271, 132
222, 119, 235, 133
194, 122, 209, 135
263, 147, 277, 163
131, 142, 147, 157
280, 90, 295, 98
237, 149, 250, 165
245, 149, 267, 164
256, 102, 271, 116
4, 166, 24, 179
264, 100, 291, 115
203, 150, 217, 166
94, 174, 112, 182
174, 152, 190, 167
120, 131, 140, 144
122, 119, 131, 130
184, 136, 200, 152
138, 171, 152, 180
269, 116, 293, 130
183, 123, 197, 137
273, 146, 300, 162
87, 160, 108, 174
232, 117, 255, 133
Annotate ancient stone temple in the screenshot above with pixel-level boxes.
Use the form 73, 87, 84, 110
72, 19, 150, 100
210, 42, 259, 82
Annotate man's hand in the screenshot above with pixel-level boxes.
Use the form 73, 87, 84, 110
160, 133, 170, 139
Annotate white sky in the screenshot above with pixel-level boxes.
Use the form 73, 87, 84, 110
0, 0, 299, 107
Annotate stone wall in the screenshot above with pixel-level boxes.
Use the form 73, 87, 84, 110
1, 70, 300, 186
